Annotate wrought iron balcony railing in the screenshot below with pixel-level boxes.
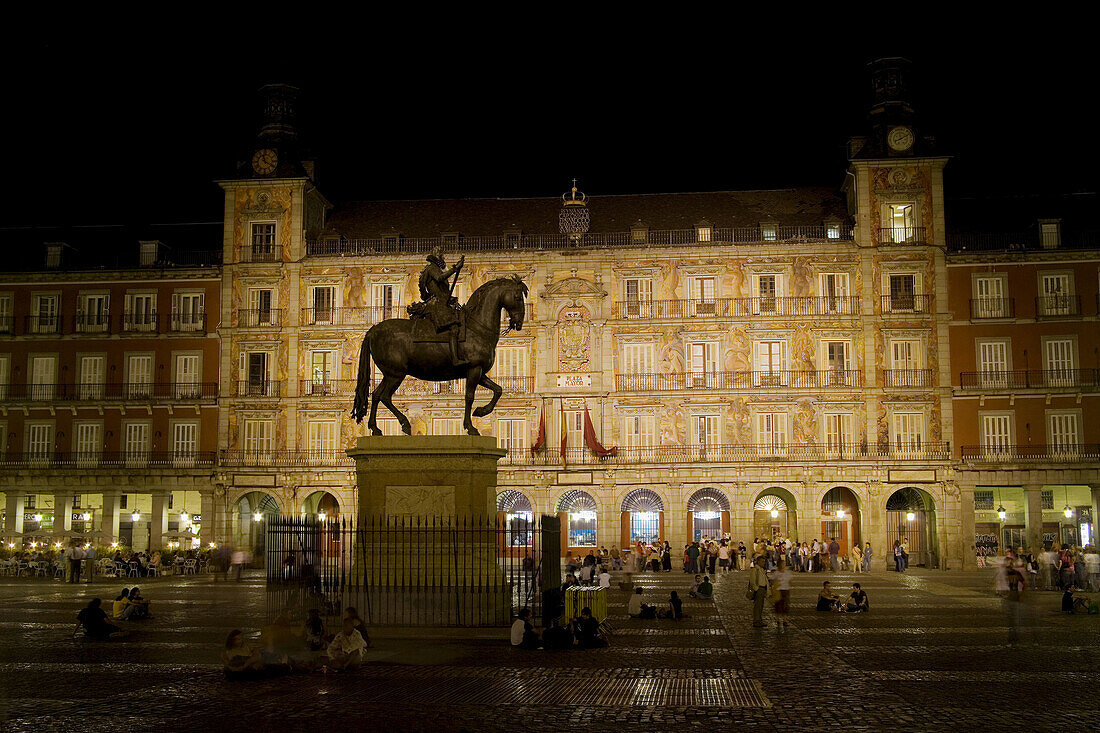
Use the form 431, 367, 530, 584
0, 382, 217, 402
880, 294, 933, 314
233, 380, 283, 398
73, 312, 112, 334
612, 296, 861, 319
959, 369, 1100, 390
879, 227, 927, 245
238, 245, 279, 263
616, 370, 863, 391
882, 369, 935, 388
237, 309, 284, 328
301, 306, 404, 327
120, 311, 159, 333
23, 315, 62, 335
969, 298, 1015, 319
218, 450, 354, 467
0, 450, 216, 469
0, 315, 12, 333
961, 444, 1100, 463
1035, 294, 1082, 318
168, 311, 206, 333
500, 441, 951, 466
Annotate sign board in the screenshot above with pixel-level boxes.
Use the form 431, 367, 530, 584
557, 373, 591, 388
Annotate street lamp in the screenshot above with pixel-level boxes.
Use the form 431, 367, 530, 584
770, 508, 779, 518
906, 511, 916, 522
836, 509, 846, 519
318, 512, 327, 521
997, 505, 1007, 521
180, 513, 189, 524
253, 512, 263, 522
1064, 505, 1074, 519
131, 512, 140, 522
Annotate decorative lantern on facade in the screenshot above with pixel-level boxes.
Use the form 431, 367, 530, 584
559, 179, 589, 245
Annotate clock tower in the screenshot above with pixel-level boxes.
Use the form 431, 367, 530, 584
848, 57, 933, 160
238, 83, 315, 180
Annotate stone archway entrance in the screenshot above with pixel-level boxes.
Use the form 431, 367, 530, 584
885, 487, 938, 569
233, 491, 280, 564
753, 488, 798, 542
821, 486, 861, 556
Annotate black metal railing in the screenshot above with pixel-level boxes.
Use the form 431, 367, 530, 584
237, 309, 284, 327
219, 450, 353, 467
947, 230, 1100, 252
961, 445, 1100, 462
0, 315, 12, 333
73, 312, 112, 334
969, 298, 1015, 319
959, 369, 1100, 390
300, 379, 356, 397
300, 306, 403, 326
23, 315, 61, 335
0, 382, 217, 402
616, 369, 863, 391
880, 294, 933, 313
1035, 295, 1082, 317
265, 515, 543, 627
0, 451, 216, 469
883, 369, 935, 388
239, 245, 279, 263
120, 311, 159, 333
612, 295, 861, 319
879, 227, 927, 245
233, 380, 283, 398
305, 224, 855, 257
168, 311, 206, 333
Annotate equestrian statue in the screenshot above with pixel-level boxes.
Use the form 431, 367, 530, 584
351, 247, 528, 436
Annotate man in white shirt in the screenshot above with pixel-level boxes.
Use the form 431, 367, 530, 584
68, 544, 85, 584
598, 568, 611, 588
83, 545, 97, 582
325, 618, 367, 670
748, 556, 769, 627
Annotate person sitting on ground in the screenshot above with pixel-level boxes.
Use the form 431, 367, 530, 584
659, 590, 684, 620
573, 607, 607, 648
303, 609, 326, 651
1062, 586, 1091, 614
816, 581, 842, 612
112, 588, 134, 621
578, 562, 594, 586
628, 586, 657, 619
325, 618, 367, 671
844, 583, 869, 613
542, 614, 574, 649
510, 607, 540, 649
343, 607, 371, 648
688, 574, 703, 595
222, 629, 263, 677
126, 587, 152, 619
75, 598, 127, 640
598, 566, 611, 589
692, 575, 714, 600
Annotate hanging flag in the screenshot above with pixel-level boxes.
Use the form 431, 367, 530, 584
583, 404, 618, 457
560, 398, 567, 465
531, 403, 546, 454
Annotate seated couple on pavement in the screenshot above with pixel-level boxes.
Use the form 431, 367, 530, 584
689, 575, 714, 599
112, 587, 152, 620
628, 587, 686, 620
817, 581, 869, 612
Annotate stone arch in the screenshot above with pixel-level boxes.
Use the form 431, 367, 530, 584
687, 487, 730, 543
557, 489, 597, 552
687, 487, 730, 512
619, 487, 665, 549
885, 486, 939, 568
752, 486, 799, 542
820, 485, 862, 556
557, 489, 597, 513
231, 491, 280, 564
301, 490, 339, 518
620, 487, 665, 512
496, 489, 532, 513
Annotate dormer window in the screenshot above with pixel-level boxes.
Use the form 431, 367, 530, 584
630, 222, 648, 245
760, 224, 777, 242
826, 222, 842, 240
1039, 219, 1061, 249
504, 229, 521, 248
695, 221, 713, 243
45, 242, 66, 269
139, 240, 165, 267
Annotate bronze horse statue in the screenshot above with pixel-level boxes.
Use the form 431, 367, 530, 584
351, 276, 528, 436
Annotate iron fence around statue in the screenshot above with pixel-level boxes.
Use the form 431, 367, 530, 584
265, 515, 542, 627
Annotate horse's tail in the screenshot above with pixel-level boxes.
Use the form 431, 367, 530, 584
351, 331, 372, 424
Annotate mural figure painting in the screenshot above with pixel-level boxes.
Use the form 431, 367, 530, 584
351, 248, 528, 437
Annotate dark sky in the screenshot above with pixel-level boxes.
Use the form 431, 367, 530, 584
1, 32, 1092, 229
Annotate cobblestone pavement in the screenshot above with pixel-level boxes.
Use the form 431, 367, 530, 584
1, 567, 1098, 731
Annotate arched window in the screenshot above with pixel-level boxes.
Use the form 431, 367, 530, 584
621, 488, 664, 512
754, 495, 787, 512
558, 490, 597, 547
688, 488, 729, 541
621, 488, 663, 545
497, 489, 532, 513
497, 489, 533, 546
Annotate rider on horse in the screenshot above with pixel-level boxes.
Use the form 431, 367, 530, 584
407, 247, 466, 366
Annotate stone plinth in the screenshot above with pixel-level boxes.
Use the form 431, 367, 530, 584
347, 435, 507, 521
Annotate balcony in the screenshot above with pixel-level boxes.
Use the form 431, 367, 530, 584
301, 306, 403, 327
879, 227, 927, 245
882, 369, 934, 388
1035, 294, 1082, 318
120, 311, 159, 334
959, 369, 1100, 391
0, 451, 216, 469
0, 382, 218, 403
499, 441, 951, 466
961, 444, 1100, 463
969, 298, 1015, 320
237, 309, 284, 328
305, 224, 855, 257
234, 380, 283, 398
616, 370, 863, 391
23, 315, 61, 335
169, 311, 206, 333
0, 315, 12, 333
218, 449, 354, 468
238, 245, 279, 263
612, 296, 861, 320
73, 312, 112, 334
880, 294, 932, 314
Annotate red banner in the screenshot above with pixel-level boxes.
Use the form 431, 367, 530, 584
531, 405, 545, 454
583, 405, 618, 457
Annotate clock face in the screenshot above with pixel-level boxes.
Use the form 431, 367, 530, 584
251, 148, 278, 175
887, 126, 915, 152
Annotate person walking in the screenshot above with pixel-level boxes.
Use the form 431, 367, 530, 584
69, 543, 85, 584
748, 556, 769, 628
770, 559, 792, 628
893, 540, 904, 573
862, 542, 873, 572
828, 538, 841, 572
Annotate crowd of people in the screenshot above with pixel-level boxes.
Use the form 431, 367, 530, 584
221, 606, 372, 676
989, 544, 1100, 593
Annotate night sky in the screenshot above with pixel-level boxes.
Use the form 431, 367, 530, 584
2, 33, 1092, 230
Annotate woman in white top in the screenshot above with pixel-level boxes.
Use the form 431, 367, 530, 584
718, 543, 731, 573
770, 560, 793, 627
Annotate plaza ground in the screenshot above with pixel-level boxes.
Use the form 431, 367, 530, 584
1, 567, 1098, 731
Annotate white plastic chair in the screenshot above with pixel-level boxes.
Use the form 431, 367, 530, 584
184, 559, 197, 575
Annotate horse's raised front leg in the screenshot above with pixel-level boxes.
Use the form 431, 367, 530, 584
463, 367, 483, 435
472, 373, 504, 418
371, 374, 411, 435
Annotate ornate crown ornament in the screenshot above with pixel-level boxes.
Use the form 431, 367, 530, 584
559, 179, 590, 244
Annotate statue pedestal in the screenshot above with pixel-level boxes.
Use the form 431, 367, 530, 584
348, 435, 506, 521
346, 435, 512, 625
